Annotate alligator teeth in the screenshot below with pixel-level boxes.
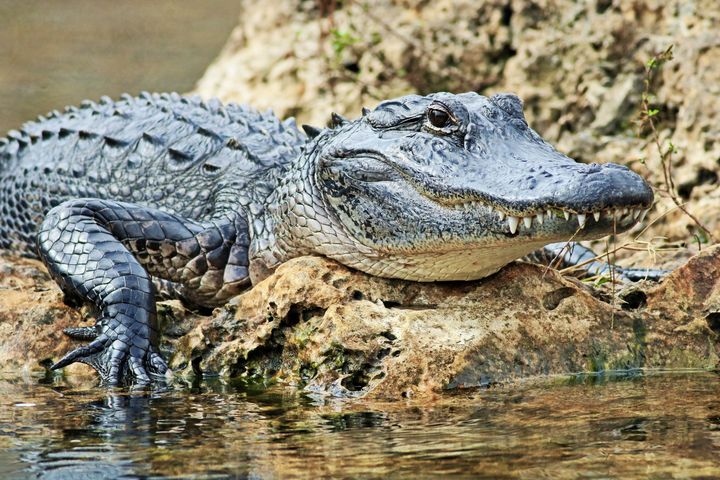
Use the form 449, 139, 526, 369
449, 204, 648, 229
577, 213, 587, 228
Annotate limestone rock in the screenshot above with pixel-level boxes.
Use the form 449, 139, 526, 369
0, 257, 92, 377
171, 252, 720, 399
2, 250, 719, 398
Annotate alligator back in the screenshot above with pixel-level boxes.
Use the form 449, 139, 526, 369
0, 92, 305, 255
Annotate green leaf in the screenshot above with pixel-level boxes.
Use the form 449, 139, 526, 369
330, 28, 360, 56
594, 275, 612, 287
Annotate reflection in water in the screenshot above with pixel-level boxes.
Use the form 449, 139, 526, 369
1, 373, 720, 478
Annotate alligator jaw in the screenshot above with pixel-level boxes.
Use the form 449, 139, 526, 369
440, 199, 650, 236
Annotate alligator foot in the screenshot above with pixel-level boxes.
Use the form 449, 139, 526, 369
38, 198, 176, 385
52, 316, 168, 385
539, 242, 669, 282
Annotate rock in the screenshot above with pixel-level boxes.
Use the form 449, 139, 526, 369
169, 254, 720, 399
0, 257, 93, 377
2, 250, 719, 398
647, 245, 720, 330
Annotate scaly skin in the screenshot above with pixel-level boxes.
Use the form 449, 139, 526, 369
0, 91, 655, 385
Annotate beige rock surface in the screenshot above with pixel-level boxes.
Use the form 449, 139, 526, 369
3, 250, 719, 399
170, 253, 720, 399
0, 257, 92, 377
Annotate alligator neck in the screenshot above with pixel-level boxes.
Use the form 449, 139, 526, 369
248, 149, 314, 283
247, 146, 368, 284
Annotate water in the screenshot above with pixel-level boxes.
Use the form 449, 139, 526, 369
0, 0, 241, 134
1, 372, 719, 478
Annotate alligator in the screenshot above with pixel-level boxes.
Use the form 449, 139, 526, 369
0, 91, 657, 385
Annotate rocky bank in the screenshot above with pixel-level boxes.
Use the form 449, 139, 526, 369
196, 0, 720, 264
2, 249, 720, 399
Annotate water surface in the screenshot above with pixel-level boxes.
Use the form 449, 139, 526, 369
2, 372, 720, 478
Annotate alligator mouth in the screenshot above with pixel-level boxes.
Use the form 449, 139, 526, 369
435, 198, 650, 235
322, 151, 653, 237
380, 151, 654, 236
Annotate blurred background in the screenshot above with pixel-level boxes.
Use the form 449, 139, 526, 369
0, 0, 240, 133
1, 0, 719, 267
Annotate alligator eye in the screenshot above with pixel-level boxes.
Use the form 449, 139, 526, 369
427, 107, 451, 128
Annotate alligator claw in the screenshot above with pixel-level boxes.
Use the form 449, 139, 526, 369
127, 352, 151, 384
62, 326, 99, 340
51, 335, 107, 370
149, 352, 169, 375
51, 326, 168, 385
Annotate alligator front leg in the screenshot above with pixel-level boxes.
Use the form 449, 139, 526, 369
37, 198, 250, 385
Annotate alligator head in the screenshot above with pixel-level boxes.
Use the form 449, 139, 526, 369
265, 92, 653, 282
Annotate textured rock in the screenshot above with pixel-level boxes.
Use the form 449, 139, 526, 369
169, 254, 720, 399
196, 0, 720, 260
0, 257, 91, 377
2, 251, 719, 398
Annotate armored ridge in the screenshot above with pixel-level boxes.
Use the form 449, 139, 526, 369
0, 91, 655, 385
0, 92, 305, 253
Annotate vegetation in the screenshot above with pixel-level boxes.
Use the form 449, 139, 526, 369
636, 45, 714, 243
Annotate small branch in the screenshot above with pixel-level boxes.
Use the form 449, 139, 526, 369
636, 45, 715, 243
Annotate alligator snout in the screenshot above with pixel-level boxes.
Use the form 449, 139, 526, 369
558, 162, 654, 213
